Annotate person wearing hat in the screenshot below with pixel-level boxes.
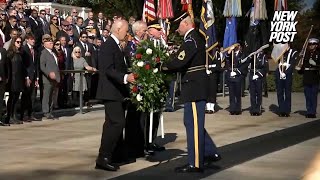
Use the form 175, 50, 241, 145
40, 34, 60, 120
274, 43, 298, 117
298, 38, 320, 118
160, 12, 221, 173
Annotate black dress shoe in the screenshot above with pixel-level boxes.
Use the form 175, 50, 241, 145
230, 111, 235, 115
234, 111, 242, 115
306, 114, 316, 118
278, 113, 284, 117
175, 164, 203, 173
284, 113, 290, 117
0, 121, 10, 126
204, 154, 222, 164
43, 113, 55, 120
206, 110, 214, 114
148, 143, 165, 151
29, 116, 42, 121
95, 156, 119, 171
144, 149, 155, 156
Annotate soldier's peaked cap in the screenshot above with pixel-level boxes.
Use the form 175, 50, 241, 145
308, 38, 319, 44
147, 20, 161, 30
171, 12, 189, 24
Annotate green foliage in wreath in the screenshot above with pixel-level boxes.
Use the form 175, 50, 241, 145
129, 40, 172, 112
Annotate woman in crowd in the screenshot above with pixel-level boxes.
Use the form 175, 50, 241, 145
50, 15, 61, 41
4, 37, 26, 125
52, 39, 65, 109
72, 46, 96, 106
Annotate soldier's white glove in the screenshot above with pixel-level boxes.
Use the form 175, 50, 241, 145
252, 75, 259, 80
230, 71, 237, 77
309, 59, 317, 66
280, 72, 286, 79
206, 70, 212, 75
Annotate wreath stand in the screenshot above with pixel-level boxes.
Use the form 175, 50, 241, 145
148, 108, 164, 143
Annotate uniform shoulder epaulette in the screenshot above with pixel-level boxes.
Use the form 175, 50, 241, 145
185, 36, 197, 48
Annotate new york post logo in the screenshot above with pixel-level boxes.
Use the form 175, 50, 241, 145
269, 11, 298, 43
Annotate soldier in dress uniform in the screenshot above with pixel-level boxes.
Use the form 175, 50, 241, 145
161, 12, 221, 173
274, 44, 298, 117
206, 49, 222, 114
248, 51, 267, 116
298, 38, 320, 118
225, 44, 248, 115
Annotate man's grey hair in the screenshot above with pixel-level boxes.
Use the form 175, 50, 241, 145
132, 20, 147, 36
110, 19, 128, 34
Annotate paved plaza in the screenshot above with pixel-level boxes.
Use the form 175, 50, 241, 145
0, 92, 319, 180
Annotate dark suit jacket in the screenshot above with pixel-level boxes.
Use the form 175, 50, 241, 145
0, 48, 7, 81
22, 44, 39, 81
96, 36, 129, 101
4, 23, 18, 41
29, 17, 44, 48
40, 48, 60, 84
61, 46, 73, 70
72, 25, 82, 42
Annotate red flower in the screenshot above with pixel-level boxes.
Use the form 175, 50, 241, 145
145, 64, 150, 70
135, 54, 142, 59
133, 73, 139, 79
132, 86, 138, 93
155, 57, 160, 63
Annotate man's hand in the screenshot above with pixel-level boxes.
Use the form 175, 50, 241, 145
25, 78, 32, 87
280, 72, 286, 79
35, 80, 39, 88
230, 71, 237, 77
85, 51, 91, 57
49, 72, 56, 80
252, 75, 259, 80
127, 73, 135, 83
228, 46, 235, 54
309, 59, 317, 66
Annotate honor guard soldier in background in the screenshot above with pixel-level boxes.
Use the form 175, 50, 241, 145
206, 48, 222, 114
298, 38, 320, 118
225, 44, 248, 115
249, 51, 267, 116
274, 43, 298, 117
161, 12, 221, 173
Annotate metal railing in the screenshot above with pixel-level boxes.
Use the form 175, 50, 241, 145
60, 69, 97, 114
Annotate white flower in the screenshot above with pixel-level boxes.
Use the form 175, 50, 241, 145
146, 48, 153, 55
153, 68, 158, 73
136, 94, 143, 101
137, 61, 144, 67
166, 52, 170, 57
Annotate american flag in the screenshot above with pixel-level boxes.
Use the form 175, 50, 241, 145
274, 0, 287, 11
142, 0, 156, 22
181, 0, 192, 12
157, 0, 174, 19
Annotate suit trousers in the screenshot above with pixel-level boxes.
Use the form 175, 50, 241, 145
5, 91, 20, 122
21, 81, 37, 117
42, 82, 58, 114
0, 81, 6, 120
184, 101, 218, 168
99, 101, 126, 159
208, 73, 218, 103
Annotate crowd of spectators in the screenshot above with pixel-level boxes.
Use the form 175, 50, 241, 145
0, 0, 135, 126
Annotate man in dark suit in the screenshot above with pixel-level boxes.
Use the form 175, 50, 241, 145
72, 17, 83, 42
20, 34, 41, 122
40, 34, 60, 119
39, 10, 51, 35
4, 15, 18, 41
60, 35, 73, 106
95, 19, 135, 171
0, 47, 8, 126
29, 9, 44, 49
56, 21, 74, 48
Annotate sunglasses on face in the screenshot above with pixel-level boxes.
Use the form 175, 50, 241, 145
52, 19, 57, 20
16, 41, 21, 44
75, 51, 81, 53
55, 11, 59, 13
309, 43, 318, 45
55, 43, 60, 46
73, 12, 77, 13
81, 36, 87, 38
